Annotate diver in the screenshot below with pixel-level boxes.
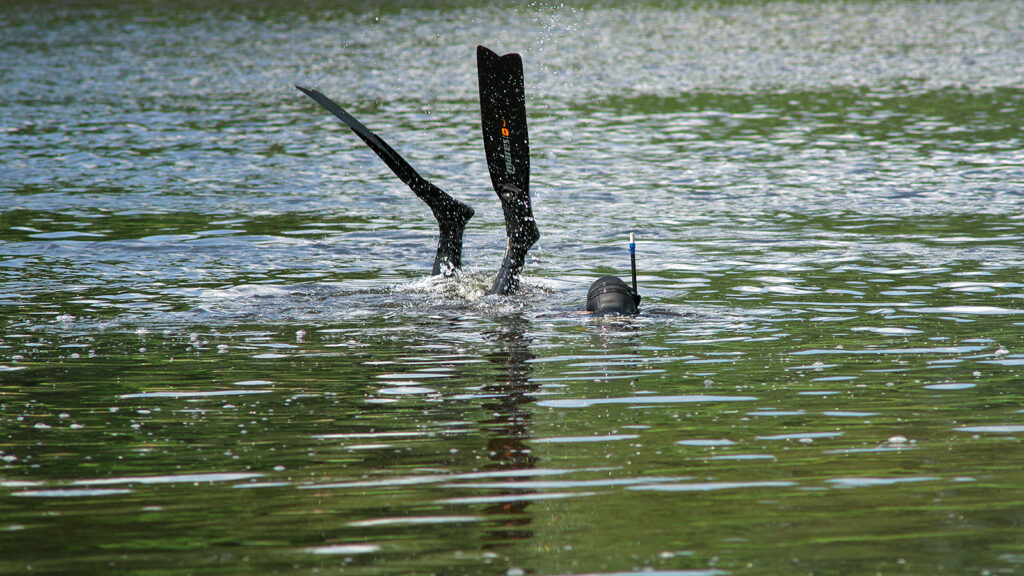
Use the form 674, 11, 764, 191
585, 233, 641, 316
297, 45, 640, 316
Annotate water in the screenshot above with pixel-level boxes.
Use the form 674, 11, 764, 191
2, 1, 1023, 574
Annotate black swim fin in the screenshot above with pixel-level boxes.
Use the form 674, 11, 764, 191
477, 45, 540, 296
296, 85, 474, 276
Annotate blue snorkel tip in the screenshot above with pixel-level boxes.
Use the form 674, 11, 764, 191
629, 232, 639, 307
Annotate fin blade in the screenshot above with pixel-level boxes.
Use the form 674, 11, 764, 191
296, 85, 432, 196
296, 85, 474, 274
476, 46, 529, 196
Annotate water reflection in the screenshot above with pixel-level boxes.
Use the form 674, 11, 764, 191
479, 313, 538, 547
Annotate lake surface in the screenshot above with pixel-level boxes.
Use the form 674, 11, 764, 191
2, 1, 1023, 574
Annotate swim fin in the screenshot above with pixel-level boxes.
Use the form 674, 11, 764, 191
476, 45, 540, 296
296, 85, 474, 276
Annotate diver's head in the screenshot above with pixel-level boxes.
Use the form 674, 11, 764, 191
586, 276, 639, 316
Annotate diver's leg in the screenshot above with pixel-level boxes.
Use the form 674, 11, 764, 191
296, 85, 473, 275
487, 184, 540, 295
423, 182, 474, 275
477, 46, 538, 295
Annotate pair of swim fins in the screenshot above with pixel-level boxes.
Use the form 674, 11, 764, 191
296, 45, 539, 296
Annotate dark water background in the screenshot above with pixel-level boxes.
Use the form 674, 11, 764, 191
2, 1, 1023, 574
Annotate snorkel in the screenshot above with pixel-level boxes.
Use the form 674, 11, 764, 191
629, 232, 638, 299
586, 234, 642, 316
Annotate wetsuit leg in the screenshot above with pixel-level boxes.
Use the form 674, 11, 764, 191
488, 183, 540, 295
